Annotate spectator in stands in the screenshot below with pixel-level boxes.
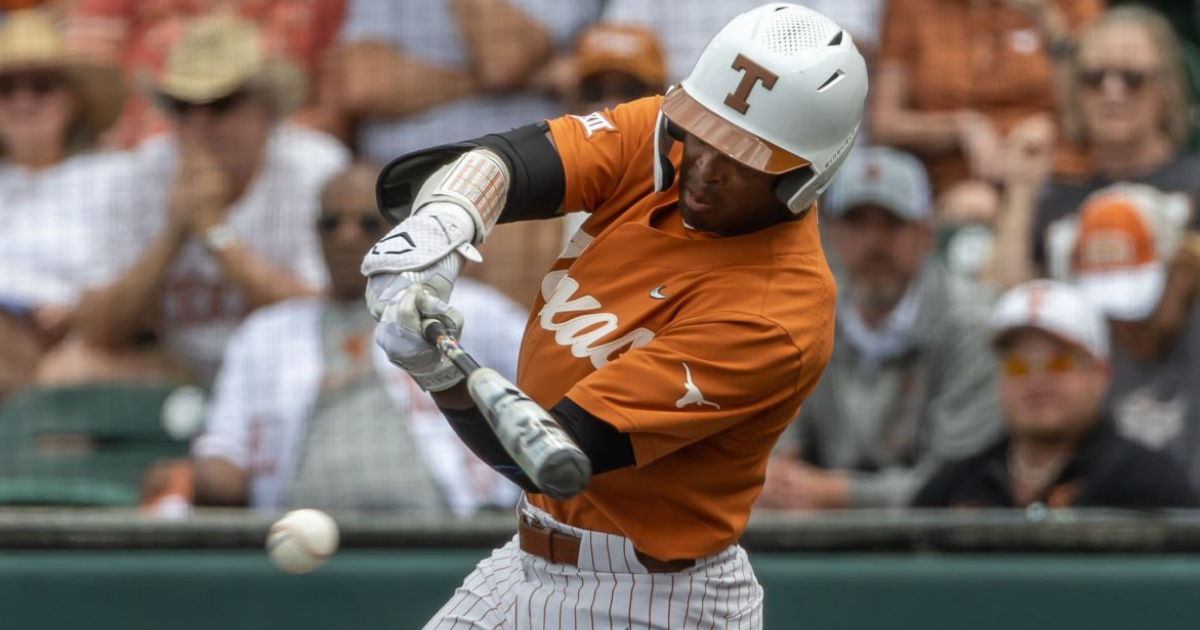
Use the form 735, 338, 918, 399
566, 22, 666, 114
600, 0, 885, 86
178, 163, 525, 516
758, 147, 1001, 511
988, 5, 1200, 289
913, 279, 1198, 509
1044, 184, 1200, 495
0, 9, 126, 400
336, 0, 600, 163
42, 14, 349, 387
65, 0, 349, 148
870, 0, 1101, 225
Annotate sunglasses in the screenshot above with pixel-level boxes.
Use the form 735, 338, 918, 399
0, 73, 65, 99
1077, 67, 1156, 92
162, 90, 251, 118
317, 213, 385, 234
1001, 351, 1084, 377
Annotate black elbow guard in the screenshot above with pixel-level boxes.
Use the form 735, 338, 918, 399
375, 122, 565, 225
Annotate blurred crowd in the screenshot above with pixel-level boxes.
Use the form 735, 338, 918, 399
1, 0, 1200, 518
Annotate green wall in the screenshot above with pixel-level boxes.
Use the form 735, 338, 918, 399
3, 550, 1200, 629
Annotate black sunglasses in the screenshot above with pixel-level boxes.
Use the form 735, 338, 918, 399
317, 214, 385, 234
0, 73, 65, 99
1077, 67, 1156, 92
162, 90, 250, 118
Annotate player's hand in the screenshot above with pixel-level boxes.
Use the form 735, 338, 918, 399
374, 283, 467, 391
361, 210, 482, 320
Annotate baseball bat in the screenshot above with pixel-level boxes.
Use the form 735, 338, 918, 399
422, 319, 592, 500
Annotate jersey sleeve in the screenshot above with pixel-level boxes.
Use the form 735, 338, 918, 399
545, 96, 662, 225
564, 312, 805, 467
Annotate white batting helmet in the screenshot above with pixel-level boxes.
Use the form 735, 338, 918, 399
653, 3, 868, 214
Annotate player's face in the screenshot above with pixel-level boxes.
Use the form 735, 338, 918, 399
1075, 24, 1163, 145
318, 167, 389, 301
677, 133, 791, 236
0, 70, 77, 163
829, 205, 931, 313
999, 330, 1108, 444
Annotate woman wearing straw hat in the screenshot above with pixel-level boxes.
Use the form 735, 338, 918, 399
0, 9, 127, 400
50, 13, 349, 387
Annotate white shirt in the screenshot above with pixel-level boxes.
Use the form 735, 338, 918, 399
0, 151, 136, 308
340, 0, 601, 162
193, 278, 527, 517
104, 126, 350, 384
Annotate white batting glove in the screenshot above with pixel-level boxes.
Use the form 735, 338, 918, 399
375, 284, 466, 392
361, 208, 482, 320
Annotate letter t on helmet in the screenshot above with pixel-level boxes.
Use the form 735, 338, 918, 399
653, 3, 868, 215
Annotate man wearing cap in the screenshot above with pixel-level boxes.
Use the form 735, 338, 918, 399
1049, 183, 1200, 493
61, 14, 349, 386
760, 146, 1001, 510
913, 279, 1197, 509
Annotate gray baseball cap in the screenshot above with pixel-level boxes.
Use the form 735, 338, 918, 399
824, 146, 932, 221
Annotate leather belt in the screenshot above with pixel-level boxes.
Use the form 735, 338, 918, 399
518, 517, 695, 574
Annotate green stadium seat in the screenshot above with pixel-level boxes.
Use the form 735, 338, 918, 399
0, 383, 198, 507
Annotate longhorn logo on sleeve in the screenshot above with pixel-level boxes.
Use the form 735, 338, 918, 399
675, 362, 720, 409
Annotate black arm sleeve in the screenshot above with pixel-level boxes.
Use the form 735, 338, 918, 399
375, 121, 565, 225
439, 396, 636, 493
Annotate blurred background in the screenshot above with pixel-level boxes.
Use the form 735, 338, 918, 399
3, 1, 1200, 628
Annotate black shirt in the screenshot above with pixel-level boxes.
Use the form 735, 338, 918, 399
912, 418, 1200, 510
1032, 152, 1200, 269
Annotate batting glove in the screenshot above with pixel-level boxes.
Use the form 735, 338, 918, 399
375, 283, 466, 392
361, 207, 482, 320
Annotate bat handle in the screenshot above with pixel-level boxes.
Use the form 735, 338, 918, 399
422, 318, 480, 375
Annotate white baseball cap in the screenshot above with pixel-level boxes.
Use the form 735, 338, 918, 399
825, 146, 932, 221
991, 279, 1110, 361
1070, 183, 1191, 321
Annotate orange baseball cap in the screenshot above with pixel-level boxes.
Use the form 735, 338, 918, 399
575, 23, 666, 92
1072, 184, 1191, 321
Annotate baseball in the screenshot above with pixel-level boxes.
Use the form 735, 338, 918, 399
266, 509, 340, 574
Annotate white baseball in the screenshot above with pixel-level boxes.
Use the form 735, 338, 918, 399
266, 509, 340, 574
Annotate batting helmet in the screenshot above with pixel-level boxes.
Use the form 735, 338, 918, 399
653, 3, 868, 214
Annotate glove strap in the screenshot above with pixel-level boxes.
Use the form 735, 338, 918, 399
403, 356, 466, 392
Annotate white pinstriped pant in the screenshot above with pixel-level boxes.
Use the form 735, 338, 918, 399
422, 501, 764, 630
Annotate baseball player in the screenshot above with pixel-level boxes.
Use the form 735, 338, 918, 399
361, 4, 867, 628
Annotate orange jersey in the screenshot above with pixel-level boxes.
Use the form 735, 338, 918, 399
520, 96, 836, 560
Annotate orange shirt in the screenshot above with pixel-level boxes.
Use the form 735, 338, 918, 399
878, 0, 1102, 193
522, 97, 837, 560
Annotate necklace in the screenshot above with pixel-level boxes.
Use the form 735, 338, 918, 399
1007, 448, 1067, 490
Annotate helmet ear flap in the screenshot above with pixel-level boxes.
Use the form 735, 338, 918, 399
653, 108, 678, 192
776, 166, 814, 216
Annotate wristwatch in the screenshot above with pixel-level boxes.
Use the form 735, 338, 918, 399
202, 224, 237, 254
